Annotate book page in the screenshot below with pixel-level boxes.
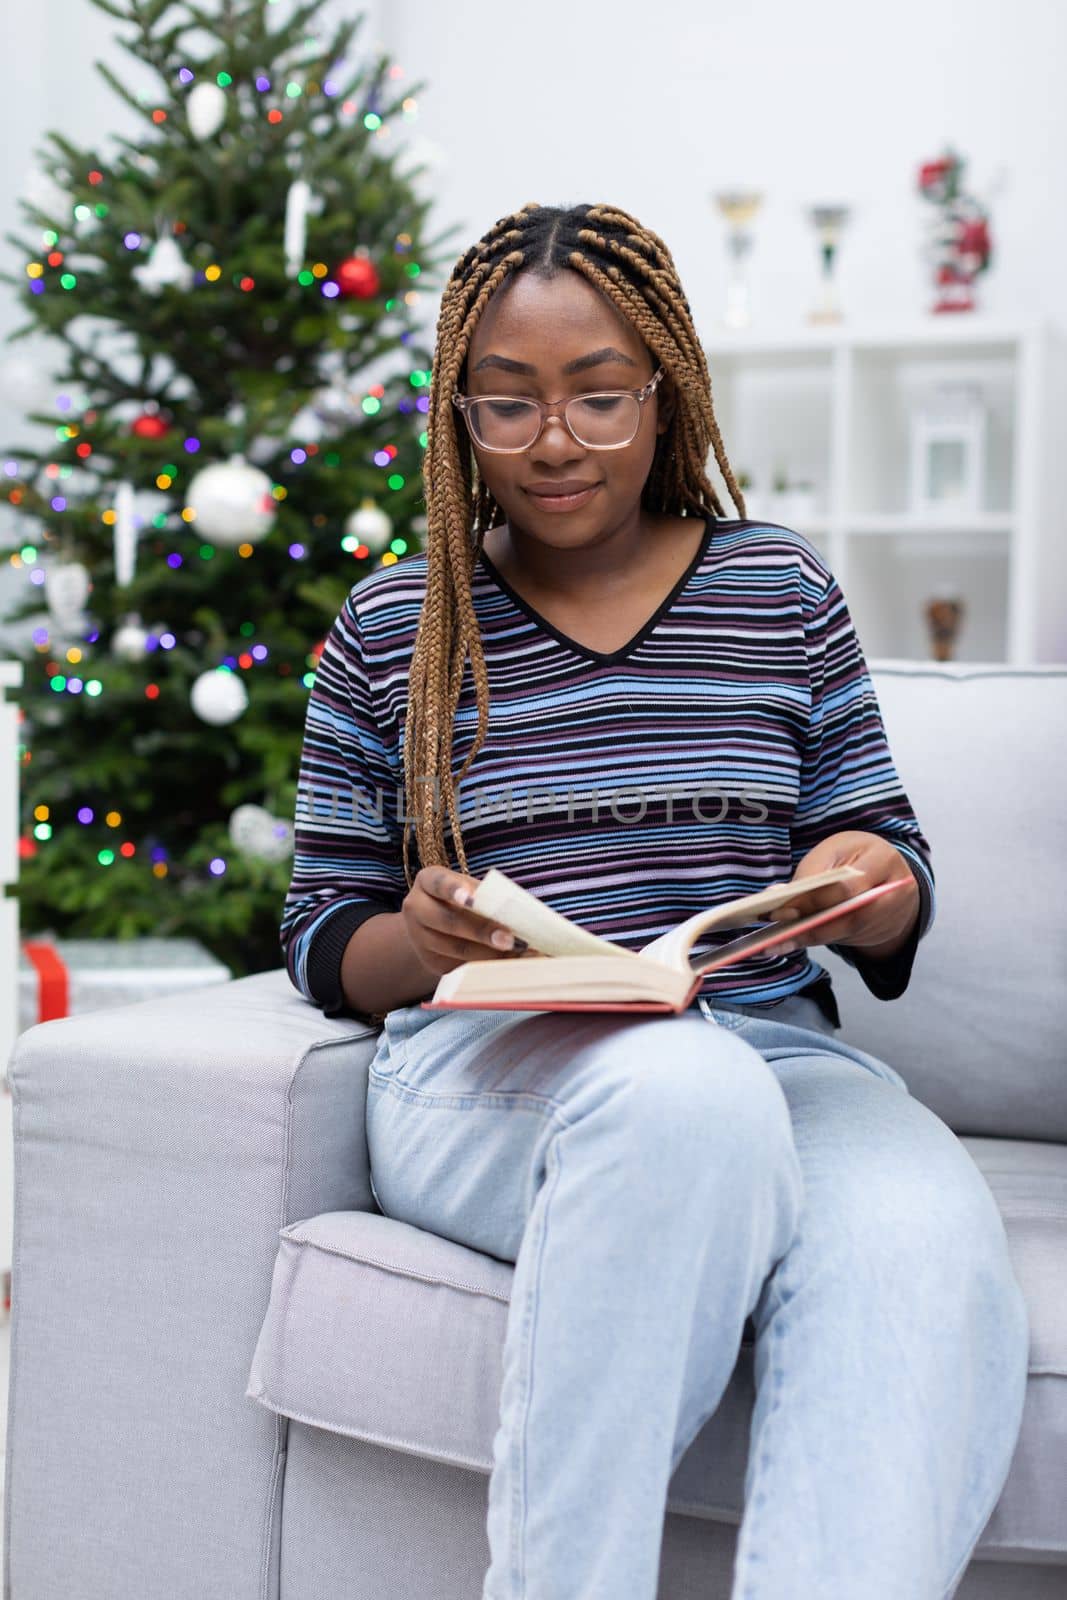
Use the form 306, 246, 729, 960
686, 877, 913, 974
471, 864, 865, 971
470, 869, 645, 960
433, 953, 680, 1005
639, 865, 865, 970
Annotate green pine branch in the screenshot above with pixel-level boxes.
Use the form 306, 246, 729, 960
3, 0, 453, 961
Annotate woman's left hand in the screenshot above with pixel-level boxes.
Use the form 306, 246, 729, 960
772, 830, 920, 960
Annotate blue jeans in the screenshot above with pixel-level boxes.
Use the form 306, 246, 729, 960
364, 990, 1030, 1600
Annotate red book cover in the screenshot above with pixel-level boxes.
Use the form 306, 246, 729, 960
420, 878, 911, 1014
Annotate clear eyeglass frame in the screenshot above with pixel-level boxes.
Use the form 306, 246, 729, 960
452, 365, 667, 453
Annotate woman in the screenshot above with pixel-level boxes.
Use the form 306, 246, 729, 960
280, 202, 1029, 1599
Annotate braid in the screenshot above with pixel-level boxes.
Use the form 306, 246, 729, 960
401, 202, 746, 886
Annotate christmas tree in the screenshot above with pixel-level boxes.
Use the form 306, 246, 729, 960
0, 0, 455, 977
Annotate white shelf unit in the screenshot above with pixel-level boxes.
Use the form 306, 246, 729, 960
701, 320, 1067, 665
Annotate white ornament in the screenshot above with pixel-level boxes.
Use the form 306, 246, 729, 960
284, 178, 312, 276
190, 668, 249, 726
228, 802, 295, 864
187, 81, 227, 140
187, 455, 276, 545
133, 236, 194, 294
45, 560, 91, 631
113, 481, 138, 586
345, 501, 393, 553
112, 613, 149, 661
310, 379, 364, 427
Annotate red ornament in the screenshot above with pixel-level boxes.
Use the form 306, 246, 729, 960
958, 217, 991, 268
131, 411, 171, 439
335, 255, 381, 299
918, 158, 953, 194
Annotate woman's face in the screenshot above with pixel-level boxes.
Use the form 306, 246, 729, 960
460, 269, 672, 545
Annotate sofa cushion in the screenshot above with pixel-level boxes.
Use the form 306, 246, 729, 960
826, 666, 1067, 1141
246, 1208, 514, 1471
246, 1134, 1067, 1561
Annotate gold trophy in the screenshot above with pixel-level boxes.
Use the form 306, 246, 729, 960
713, 190, 764, 329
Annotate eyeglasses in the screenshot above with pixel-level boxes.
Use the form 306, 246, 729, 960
452, 366, 666, 453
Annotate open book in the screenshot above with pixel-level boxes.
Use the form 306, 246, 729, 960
420, 865, 913, 1014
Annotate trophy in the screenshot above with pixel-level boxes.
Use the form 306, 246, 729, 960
712, 190, 764, 329
807, 204, 851, 324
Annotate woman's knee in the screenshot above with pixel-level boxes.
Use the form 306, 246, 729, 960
919, 1163, 1028, 1346
828, 1129, 1026, 1326
583, 1014, 802, 1192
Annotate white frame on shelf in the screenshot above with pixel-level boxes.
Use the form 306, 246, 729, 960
701, 319, 1067, 666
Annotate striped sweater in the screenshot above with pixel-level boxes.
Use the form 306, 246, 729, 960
280, 517, 935, 1028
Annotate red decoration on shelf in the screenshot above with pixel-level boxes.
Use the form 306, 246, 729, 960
916, 146, 993, 315
335, 255, 380, 299
131, 411, 171, 439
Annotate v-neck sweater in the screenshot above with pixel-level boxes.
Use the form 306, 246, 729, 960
280, 516, 936, 1029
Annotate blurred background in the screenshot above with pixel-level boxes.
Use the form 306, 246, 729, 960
6, 0, 1065, 367
0, 0, 1064, 1167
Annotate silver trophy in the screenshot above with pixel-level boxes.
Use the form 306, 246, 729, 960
807, 204, 851, 324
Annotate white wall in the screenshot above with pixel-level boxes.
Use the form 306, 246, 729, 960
378, 0, 1067, 336
4, 0, 1064, 375
1, 0, 1064, 637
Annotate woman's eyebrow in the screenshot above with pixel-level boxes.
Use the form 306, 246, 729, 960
472, 346, 639, 376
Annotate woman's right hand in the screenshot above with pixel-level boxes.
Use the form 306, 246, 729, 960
401, 866, 531, 978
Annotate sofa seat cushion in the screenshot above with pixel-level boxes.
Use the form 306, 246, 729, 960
245, 1136, 1067, 1561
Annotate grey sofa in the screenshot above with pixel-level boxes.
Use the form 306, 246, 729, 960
4, 662, 1066, 1600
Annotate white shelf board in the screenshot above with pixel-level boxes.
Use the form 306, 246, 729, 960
869, 657, 1067, 675
846, 512, 1015, 537
703, 318, 1053, 359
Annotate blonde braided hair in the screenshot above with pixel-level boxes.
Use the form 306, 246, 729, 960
401, 201, 746, 886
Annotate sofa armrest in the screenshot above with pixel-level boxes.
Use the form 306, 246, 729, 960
4, 967, 381, 1600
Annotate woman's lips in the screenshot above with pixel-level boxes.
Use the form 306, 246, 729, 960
523, 483, 601, 513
